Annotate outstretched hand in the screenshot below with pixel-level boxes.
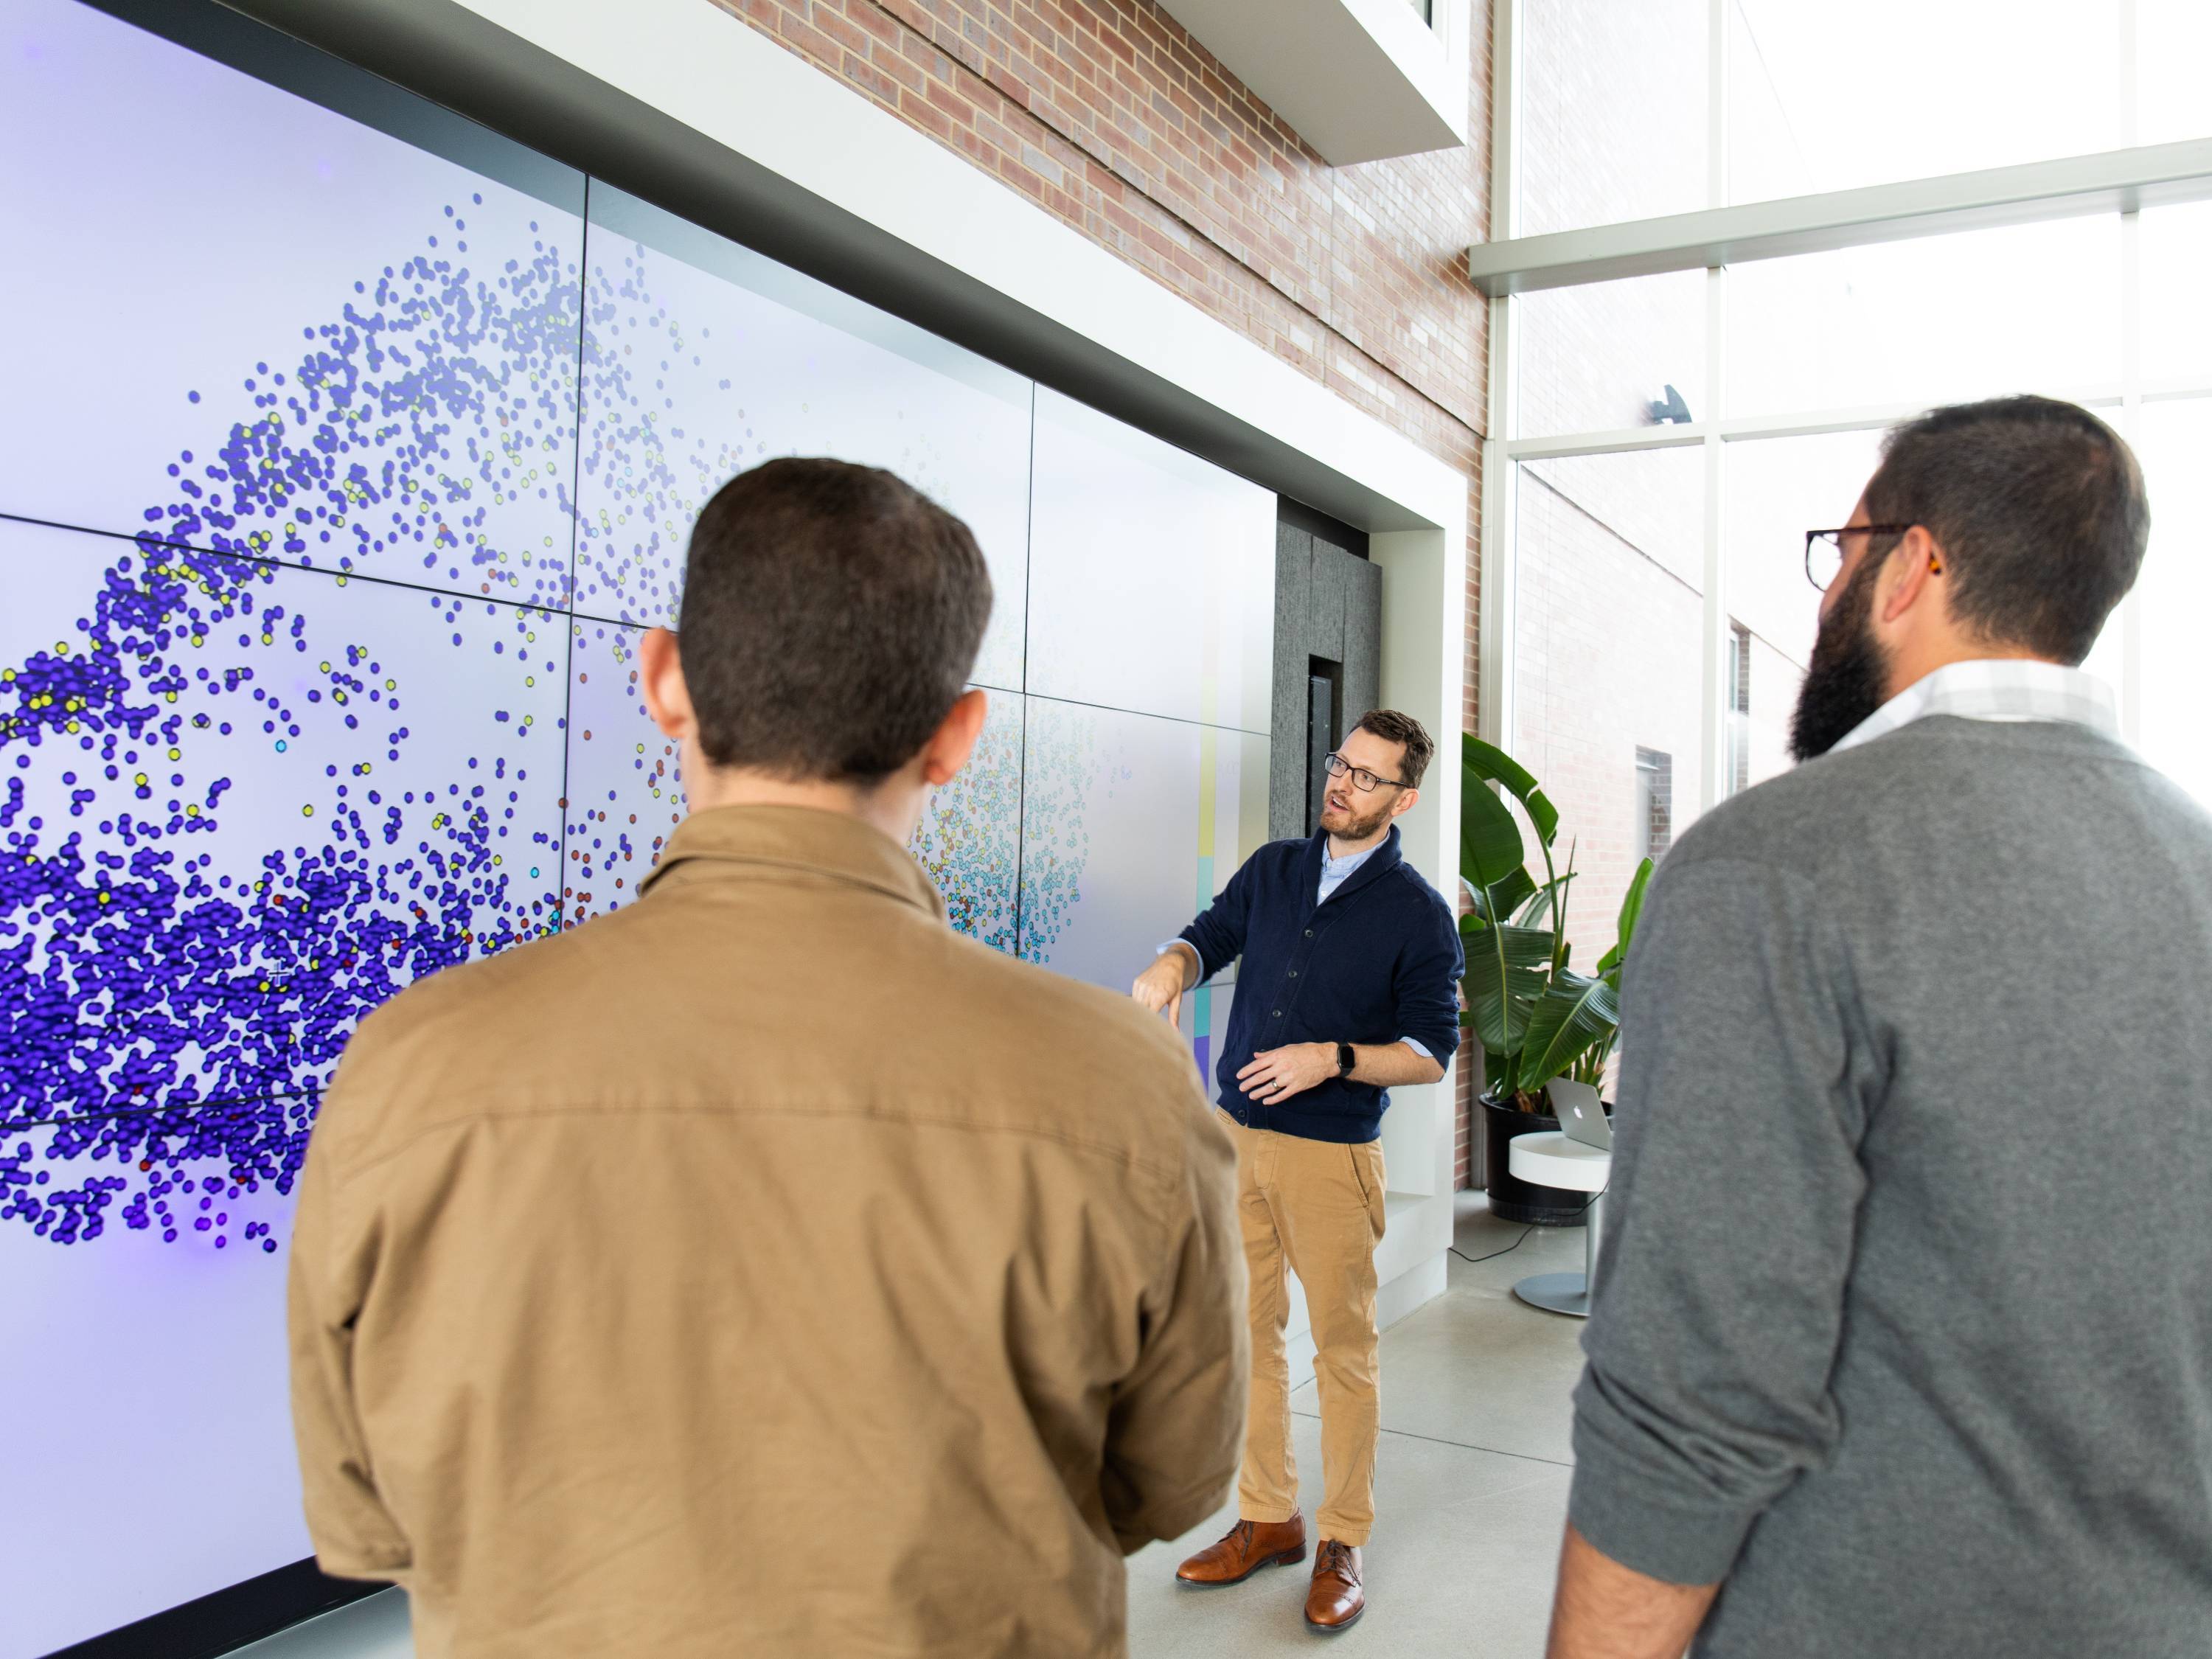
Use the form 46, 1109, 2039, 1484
1131, 950, 1188, 1026
1238, 1043, 1336, 1105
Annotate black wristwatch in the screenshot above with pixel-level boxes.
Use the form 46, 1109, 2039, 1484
1335, 1041, 1355, 1077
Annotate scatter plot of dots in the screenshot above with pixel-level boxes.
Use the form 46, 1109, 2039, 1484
1018, 699, 1271, 986
908, 693, 1023, 955
562, 620, 682, 925
0, 516, 566, 1135
1, 17, 585, 612
570, 188, 1031, 694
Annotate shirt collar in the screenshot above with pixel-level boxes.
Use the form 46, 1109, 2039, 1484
1829, 659, 2121, 757
638, 804, 947, 920
1322, 839, 1385, 877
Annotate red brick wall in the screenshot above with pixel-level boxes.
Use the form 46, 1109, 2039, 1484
700, 0, 1495, 1183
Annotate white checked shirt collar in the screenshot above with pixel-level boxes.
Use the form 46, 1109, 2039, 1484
1828, 659, 2121, 756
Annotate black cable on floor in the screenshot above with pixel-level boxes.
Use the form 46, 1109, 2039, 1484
1449, 1227, 1534, 1265
1449, 1186, 1606, 1266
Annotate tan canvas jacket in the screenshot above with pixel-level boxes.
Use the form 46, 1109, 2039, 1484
288, 805, 1245, 1659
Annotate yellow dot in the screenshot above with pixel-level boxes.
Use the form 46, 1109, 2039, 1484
187, 804, 201, 817
167, 748, 181, 761
302, 804, 314, 817
133, 773, 147, 787
384, 679, 396, 691
320, 661, 331, 673
525, 676, 535, 687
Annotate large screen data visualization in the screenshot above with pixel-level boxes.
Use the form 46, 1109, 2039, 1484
0, 1, 1273, 1652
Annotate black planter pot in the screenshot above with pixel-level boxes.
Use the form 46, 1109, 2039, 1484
1481, 1095, 1592, 1226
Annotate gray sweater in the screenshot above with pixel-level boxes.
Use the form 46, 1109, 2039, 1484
1572, 715, 2212, 1658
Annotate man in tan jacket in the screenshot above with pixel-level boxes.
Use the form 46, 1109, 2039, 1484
288, 458, 1247, 1659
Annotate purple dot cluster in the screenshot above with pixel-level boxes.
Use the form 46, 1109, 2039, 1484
6, 212, 1046, 1261
3, 201, 581, 1252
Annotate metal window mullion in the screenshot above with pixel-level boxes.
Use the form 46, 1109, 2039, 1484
1478, 0, 1523, 753
1699, 266, 1729, 815
1697, 0, 1731, 817
2117, 0, 2146, 748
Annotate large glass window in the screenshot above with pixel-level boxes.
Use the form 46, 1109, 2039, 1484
1504, 0, 2212, 849
1725, 1, 2122, 203
1726, 218, 2124, 417
1519, 0, 1708, 235
2132, 400, 2212, 807
1517, 271, 1709, 439
1511, 445, 1705, 970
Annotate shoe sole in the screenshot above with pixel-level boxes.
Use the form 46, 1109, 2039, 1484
1304, 1601, 1366, 1635
1175, 1545, 1308, 1588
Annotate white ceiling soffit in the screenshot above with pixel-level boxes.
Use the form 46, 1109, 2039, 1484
1155, 0, 1467, 167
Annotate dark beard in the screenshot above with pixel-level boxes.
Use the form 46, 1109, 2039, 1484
1324, 798, 1395, 841
1790, 557, 1891, 762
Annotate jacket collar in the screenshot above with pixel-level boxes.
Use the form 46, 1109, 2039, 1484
639, 805, 947, 922
1305, 822, 1404, 911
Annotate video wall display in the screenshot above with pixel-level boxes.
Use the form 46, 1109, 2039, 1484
1, 1, 1276, 1652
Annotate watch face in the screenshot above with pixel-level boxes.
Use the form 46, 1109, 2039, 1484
1338, 1043, 1355, 1075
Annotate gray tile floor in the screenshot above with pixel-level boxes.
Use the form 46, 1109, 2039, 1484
249, 1192, 1590, 1659
1126, 1190, 1589, 1658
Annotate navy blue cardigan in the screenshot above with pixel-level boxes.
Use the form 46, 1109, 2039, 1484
1179, 826, 1463, 1144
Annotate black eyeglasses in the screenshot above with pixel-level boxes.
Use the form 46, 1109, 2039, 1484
1324, 753, 1411, 793
1804, 524, 1914, 591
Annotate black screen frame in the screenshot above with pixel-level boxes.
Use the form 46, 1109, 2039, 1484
43, 1561, 386, 1659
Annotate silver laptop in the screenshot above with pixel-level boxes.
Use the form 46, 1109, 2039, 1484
1548, 1079, 1613, 1150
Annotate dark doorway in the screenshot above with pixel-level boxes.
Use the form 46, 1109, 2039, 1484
1274, 503, 1379, 840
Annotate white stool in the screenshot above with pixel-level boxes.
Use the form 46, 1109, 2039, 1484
1506, 1132, 1612, 1318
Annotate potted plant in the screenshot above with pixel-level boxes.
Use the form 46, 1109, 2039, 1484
1459, 734, 1652, 1225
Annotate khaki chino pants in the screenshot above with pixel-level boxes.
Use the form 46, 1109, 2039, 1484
1217, 1110, 1386, 1547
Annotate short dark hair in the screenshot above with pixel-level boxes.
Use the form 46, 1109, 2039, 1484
1354, 709, 1435, 789
677, 458, 992, 782
1863, 395, 2149, 664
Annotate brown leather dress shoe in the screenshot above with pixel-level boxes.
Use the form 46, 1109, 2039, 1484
1175, 1514, 1308, 1586
1304, 1540, 1365, 1632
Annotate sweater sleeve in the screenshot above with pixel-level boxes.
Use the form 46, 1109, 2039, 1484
1178, 848, 1260, 982
1569, 855, 1872, 1586
1391, 886, 1465, 1065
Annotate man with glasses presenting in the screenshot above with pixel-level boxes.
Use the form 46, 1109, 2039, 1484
1133, 710, 1462, 1635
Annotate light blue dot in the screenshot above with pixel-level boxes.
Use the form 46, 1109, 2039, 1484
274, 740, 287, 752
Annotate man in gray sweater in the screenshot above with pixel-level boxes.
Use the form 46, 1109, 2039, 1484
1547, 396, 2212, 1658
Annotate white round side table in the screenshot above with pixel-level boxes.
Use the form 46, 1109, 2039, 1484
1506, 1132, 1612, 1318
